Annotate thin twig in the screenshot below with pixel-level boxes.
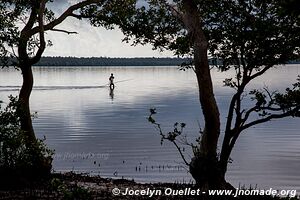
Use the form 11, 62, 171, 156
50, 28, 78, 34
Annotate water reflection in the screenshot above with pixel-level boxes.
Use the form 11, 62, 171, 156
0, 65, 299, 191
109, 87, 115, 100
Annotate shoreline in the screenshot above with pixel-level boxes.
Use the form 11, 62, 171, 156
0, 172, 298, 200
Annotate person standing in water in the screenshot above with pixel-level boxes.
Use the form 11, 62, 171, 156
109, 73, 115, 89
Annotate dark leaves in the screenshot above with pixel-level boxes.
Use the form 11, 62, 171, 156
248, 77, 300, 119
249, 89, 267, 107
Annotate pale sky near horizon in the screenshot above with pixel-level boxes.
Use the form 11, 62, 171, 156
43, 1, 174, 58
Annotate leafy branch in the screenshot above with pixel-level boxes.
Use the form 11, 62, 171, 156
148, 108, 191, 166
241, 77, 300, 131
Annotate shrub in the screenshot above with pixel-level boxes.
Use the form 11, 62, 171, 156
0, 96, 53, 188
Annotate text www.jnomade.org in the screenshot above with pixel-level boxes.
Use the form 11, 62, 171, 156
111, 187, 297, 198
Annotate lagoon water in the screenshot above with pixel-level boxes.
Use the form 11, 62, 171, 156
0, 65, 300, 191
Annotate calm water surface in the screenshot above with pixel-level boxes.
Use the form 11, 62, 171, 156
0, 65, 299, 191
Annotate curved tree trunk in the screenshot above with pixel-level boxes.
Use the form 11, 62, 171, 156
181, 0, 232, 189
18, 63, 36, 145
17, 3, 39, 146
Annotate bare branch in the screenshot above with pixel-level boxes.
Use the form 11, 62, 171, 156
241, 106, 300, 131
30, 0, 104, 35
263, 87, 274, 102
148, 110, 190, 166
70, 13, 93, 20
229, 105, 299, 155
242, 104, 286, 126
21, 4, 38, 35
50, 28, 78, 35
70, 13, 84, 19
155, 123, 190, 166
18, 16, 29, 26
172, 140, 190, 166
249, 65, 272, 81
241, 106, 258, 125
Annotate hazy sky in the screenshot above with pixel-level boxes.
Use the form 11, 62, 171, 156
43, 1, 173, 58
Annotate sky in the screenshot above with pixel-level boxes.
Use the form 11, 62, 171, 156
43, 1, 174, 58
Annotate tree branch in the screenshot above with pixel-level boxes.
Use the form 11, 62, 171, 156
228, 130, 240, 154
230, 106, 299, 154
172, 140, 190, 166
263, 87, 274, 103
70, 13, 84, 19
241, 106, 258, 126
30, 0, 46, 64
50, 28, 78, 34
30, 0, 104, 35
149, 110, 190, 166
18, 3, 38, 63
156, 123, 190, 166
249, 65, 272, 81
21, 4, 38, 35
241, 106, 300, 131
70, 13, 93, 20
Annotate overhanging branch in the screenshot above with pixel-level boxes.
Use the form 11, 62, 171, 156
50, 28, 78, 34
30, 0, 105, 36
70, 13, 93, 20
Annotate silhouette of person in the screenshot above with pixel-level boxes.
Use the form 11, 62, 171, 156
109, 73, 115, 89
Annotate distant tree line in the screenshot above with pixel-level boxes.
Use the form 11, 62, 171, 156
31, 56, 194, 66
2, 56, 299, 67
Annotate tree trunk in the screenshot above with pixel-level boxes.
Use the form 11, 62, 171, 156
181, 0, 231, 189
18, 63, 36, 145
219, 129, 236, 176
189, 156, 233, 190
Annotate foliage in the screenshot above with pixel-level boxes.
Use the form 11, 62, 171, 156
204, 0, 300, 71
0, 96, 53, 180
279, 0, 300, 16
0, 0, 137, 68
0, 2, 19, 67
92, 0, 300, 143
0, 1, 55, 66
144, 3, 299, 128
125, 0, 300, 186
0, 1, 141, 172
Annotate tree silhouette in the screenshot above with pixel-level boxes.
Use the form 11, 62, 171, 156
101, 0, 300, 189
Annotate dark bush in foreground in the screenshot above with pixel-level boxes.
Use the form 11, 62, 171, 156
0, 96, 53, 189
